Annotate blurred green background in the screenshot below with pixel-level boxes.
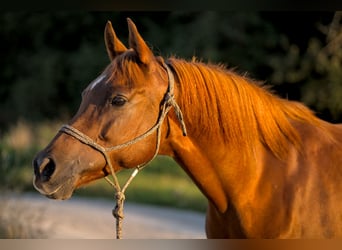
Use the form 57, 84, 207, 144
1, 11, 342, 212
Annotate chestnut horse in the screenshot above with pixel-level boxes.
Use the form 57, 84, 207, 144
33, 18, 342, 238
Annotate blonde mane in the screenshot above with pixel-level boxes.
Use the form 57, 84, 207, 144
167, 58, 321, 160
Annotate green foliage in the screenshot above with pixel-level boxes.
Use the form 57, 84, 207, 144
1, 11, 341, 127
0, 12, 110, 126
144, 12, 283, 74
0, 144, 33, 191
268, 12, 342, 120
0, 120, 62, 191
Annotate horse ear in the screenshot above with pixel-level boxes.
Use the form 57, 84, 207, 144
127, 18, 154, 65
104, 21, 127, 61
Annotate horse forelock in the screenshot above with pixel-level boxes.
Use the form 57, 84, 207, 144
168, 57, 322, 160
106, 51, 147, 89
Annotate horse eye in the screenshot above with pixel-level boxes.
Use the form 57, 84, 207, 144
111, 96, 127, 107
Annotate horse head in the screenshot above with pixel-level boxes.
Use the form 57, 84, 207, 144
33, 18, 179, 199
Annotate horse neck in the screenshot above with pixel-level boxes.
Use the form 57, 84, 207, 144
163, 58, 321, 213
161, 64, 259, 212
164, 117, 268, 214
163, 126, 230, 213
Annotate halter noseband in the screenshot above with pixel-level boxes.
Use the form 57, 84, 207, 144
59, 62, 187, 239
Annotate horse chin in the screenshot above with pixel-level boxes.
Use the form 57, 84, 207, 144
33, 175, 75, 200
45, 190, 73, 200
44, 184, 74, 200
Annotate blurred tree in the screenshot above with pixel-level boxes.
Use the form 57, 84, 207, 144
267, 12, 342, 121
143, 12, 283, 75
0, 12, 111, 128
0, 11, 341, 130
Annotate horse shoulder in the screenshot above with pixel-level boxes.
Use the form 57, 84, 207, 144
282, 121, 342, 237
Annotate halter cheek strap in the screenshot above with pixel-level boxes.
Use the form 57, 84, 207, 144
59, 62, 186, 239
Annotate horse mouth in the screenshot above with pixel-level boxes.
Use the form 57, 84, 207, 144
33, 175, 74, 200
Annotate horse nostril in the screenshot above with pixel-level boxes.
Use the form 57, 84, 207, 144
33, 157, 56, 182
41, 158, 56, 181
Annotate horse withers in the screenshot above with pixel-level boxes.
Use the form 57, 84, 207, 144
33, 18, 342, 238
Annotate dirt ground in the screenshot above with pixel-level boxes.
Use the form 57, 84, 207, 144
0, 192, 206, 239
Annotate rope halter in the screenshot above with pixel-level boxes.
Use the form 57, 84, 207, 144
59, 62, 187, 239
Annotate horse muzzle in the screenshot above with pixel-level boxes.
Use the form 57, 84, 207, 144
33, 153, 74, 200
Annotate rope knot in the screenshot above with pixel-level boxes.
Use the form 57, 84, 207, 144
164, 92, 174, 106
162, 90, 187, 137
112, 191, 125, 220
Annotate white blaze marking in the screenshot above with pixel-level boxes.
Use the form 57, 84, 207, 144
89, 74, 106, 90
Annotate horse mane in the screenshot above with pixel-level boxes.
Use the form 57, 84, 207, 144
167, 57, 322, 160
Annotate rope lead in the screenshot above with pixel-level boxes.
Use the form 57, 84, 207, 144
113, 191, 125, 239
